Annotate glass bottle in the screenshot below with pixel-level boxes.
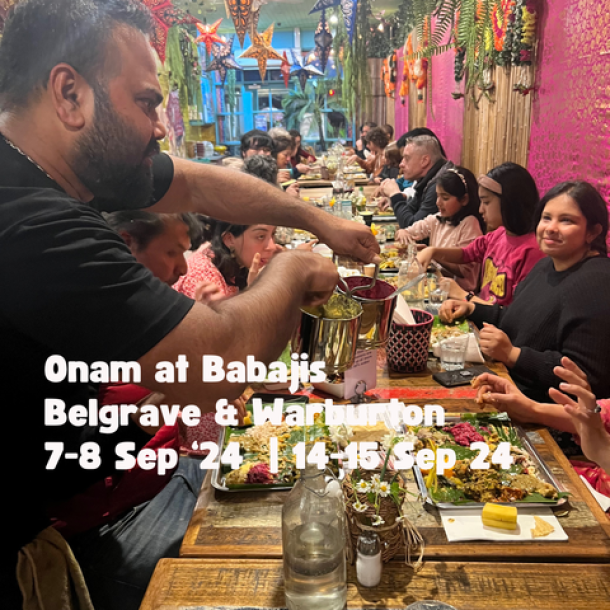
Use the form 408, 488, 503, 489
282, 463, 347, 610
401, 243, 426, 310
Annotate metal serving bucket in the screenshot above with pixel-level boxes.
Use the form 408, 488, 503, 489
337, 276, 398, 349
292, 294, 363, 375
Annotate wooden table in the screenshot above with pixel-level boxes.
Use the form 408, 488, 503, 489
141, 558, 610, 610
181, 356, 610, 563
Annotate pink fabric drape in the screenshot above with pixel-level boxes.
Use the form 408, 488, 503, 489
528, 0, 610, 202
426, 19, 465, 164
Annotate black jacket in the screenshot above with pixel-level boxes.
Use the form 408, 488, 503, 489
391, 158, 453, 229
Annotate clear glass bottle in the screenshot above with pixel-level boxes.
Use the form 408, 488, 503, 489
401, 243, 426, 310
282, 464, 347, 610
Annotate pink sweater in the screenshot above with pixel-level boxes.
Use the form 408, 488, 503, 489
405, 214, 482, 292
462, 227, 545, 306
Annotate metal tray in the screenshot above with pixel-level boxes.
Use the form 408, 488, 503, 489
410, 417, 569, 509
211, 420, 344, 493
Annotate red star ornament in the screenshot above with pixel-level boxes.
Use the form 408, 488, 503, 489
140, 0, 199, 64
196, 18, 224, 56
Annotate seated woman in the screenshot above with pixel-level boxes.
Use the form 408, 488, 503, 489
441, 181, 610, 404
348, 126, 391, 181
273, 134, 300, 197
289, 129, 316, 175
418, 162, 544, 306
475, 357, 610, 499
395, 166, 484, 293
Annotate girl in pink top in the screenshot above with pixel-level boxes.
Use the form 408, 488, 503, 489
395, 166, 484, 292
418, 162, 545, 306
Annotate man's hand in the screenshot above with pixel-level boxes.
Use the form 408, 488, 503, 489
380, 178, 401, 198
439, 299, 474, 323
288, 251, 339, 308
315, 216, 381, 264
479, 323, 519, 366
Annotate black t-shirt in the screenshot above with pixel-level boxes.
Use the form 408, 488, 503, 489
0, 138, 193, 602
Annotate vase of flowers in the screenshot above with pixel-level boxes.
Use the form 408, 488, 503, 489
341, 429, 425, 569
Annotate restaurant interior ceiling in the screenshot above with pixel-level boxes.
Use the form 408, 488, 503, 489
174, 0, 401, 33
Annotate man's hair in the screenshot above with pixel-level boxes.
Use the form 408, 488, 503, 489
104, 210, 201, 251
0, 0, 152, 111
239, 129, 273, 158
404, 135, 442, 164
397, 127, 446, 158
244, 155, 278, 185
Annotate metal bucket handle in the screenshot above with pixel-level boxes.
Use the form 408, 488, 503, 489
333, 254, 379, 298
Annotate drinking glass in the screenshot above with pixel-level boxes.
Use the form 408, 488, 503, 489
439, 334, 469, 371
428, 278, 450, 314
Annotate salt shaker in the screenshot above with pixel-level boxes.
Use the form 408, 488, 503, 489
356, 530, 382, 587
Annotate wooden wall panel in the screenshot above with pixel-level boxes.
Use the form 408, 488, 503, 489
461, 64, 535, 176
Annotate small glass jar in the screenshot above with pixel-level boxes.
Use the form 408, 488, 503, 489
356, 530, 382, 587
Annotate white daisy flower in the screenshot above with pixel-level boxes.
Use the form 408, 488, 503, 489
353, 500, 368, 513
381, 429, 397, 452
372, 515, 385, 526
329, 424, 354, 446
377, 481, 391, 497
370, 474, 381, 492
356, 479, 371, 493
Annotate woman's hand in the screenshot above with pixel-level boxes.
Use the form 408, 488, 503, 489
395, 229, 413, 246
439, 299, 475, 323
194, 281, 225, 305
296, 163, 310, 174
474, 374, 540, 423
247, 253, 262, 286
286, 182, 300, 198
347, 154, 361, 165
479, 323, 520, 366
278, 169, 292, 183
417, 247, 435, 270
549, 357, 610, 470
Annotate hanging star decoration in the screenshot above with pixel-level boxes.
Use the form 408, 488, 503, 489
240, 23, 284, 82
196, 18, 224, 56
314, 10, 333, 73
140, 0, 199, 64
225, 0, 254, 47
290, 50, 324, 92
310, 0, 358, 44
207, 34, 242, 84
280, 51, 292, 87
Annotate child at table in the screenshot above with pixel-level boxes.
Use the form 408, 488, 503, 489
394, 166, 484, 292
417, 162, 544, 306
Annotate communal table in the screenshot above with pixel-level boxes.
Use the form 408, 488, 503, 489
180, 356, 610, 563
141, 558, 610, 610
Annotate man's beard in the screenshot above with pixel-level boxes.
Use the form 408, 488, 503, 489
72, 86, 160, 207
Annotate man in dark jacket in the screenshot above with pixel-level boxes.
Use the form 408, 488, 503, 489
379, 135, 452, 228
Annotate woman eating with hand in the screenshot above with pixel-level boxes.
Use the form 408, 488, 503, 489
475, 357, 610, 498
441, 181, 610, 403
417, 162, 544, 305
